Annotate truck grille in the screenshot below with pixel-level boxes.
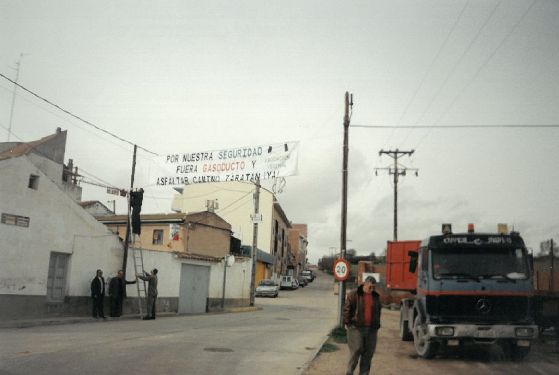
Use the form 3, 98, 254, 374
427, 295, 532, 323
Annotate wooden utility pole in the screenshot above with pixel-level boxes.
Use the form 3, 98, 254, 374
338, 91, 352, 327
550, 238, 555, 293
377, 149, 417, 241
249, 177, 261, 306
122, 145, 137, 278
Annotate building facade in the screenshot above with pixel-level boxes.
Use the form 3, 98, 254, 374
288, 223, 309, 276
0, 130, 122, 319
171, 181, 291, 281
97, 211, 232, 258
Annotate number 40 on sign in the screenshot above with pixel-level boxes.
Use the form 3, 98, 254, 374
333, 259, 350, 281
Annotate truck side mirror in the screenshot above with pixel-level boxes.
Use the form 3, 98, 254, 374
408, 251, 418, 273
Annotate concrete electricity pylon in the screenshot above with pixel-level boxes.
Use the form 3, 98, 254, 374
376, 149, 418, 241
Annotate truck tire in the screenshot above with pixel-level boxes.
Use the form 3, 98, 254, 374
399, 312, 413, 341
413, 315, 438, 359
509, 342, 531, 361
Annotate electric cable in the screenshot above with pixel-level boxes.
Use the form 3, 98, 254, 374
0, 72, 158, 156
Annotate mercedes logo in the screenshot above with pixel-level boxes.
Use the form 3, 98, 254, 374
476, 298, 492, 314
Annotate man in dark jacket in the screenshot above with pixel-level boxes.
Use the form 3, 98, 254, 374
137, 268, 158, 320
343, 276, 381, 375
108, 270, 136, 317
90, 269, 106, 319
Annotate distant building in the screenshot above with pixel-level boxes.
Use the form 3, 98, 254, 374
97, 211, 233, 259
171, 181, 292, 281
288, 223, 309, 276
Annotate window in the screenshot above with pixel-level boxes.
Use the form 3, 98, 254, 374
28, 174, 39, 190
47, 252, 69, 302
152, 229, 163, 245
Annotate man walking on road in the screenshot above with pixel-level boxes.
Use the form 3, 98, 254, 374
90, 269, 106, 319
343, 276, 381, 375
137, 269, 158, 320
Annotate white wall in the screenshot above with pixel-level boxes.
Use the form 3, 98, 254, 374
208, 256, 252, 300
0, 156, 119, 297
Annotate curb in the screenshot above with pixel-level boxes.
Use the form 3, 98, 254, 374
0, 307, 261, 329
299, 324, 339, 375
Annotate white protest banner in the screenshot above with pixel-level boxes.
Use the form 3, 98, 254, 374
155, 141, 299, 187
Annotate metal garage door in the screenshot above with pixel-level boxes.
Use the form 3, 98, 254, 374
178, 264, 210, 314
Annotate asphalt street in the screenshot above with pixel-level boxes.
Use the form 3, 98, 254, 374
0, 271, 337, 375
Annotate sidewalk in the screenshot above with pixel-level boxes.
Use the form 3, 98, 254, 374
0, 306, 261, 329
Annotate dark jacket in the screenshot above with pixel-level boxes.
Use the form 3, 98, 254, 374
108, 277, 136, 299
343, 285, 382, 329
90, 276, 105, 298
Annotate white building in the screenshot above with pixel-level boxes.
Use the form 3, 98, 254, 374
0, 130, 252, 319
171, 181, 292, 281
0, 129, 122, 319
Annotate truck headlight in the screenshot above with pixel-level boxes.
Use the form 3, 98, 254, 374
515, 327, 534, 337
435, 327, 454, 336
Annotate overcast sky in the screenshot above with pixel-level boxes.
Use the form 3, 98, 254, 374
1, 0, 558, 263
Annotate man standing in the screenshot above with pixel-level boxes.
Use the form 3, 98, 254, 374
90, 269, 106, 319
343, 276, 381, 375
108, 270, 136, 317
137, 269, 158, 320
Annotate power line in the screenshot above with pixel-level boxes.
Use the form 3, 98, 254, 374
352, 124, 559, 129
386, 0, 470, 147
0, 72, 158, 156
432, 0, 538, 127
399, 0, 502, 146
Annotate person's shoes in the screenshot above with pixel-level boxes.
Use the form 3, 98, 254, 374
142, 316, 151, 320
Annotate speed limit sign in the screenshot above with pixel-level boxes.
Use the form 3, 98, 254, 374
333, 259, 350, 281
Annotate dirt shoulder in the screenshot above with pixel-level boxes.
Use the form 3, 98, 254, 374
304, 309, 559, 375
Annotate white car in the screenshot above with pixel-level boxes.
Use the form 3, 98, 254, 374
280, 275, 298, 290
255, 279, 279, 298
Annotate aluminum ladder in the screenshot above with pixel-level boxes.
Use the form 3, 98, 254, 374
131, 235, 147, 318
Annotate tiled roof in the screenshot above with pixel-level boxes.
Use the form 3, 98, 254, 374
0, 131, 65, 161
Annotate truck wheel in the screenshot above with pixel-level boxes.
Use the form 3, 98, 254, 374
509, 343, 530, 361
399, 313, 413, 341
413, 316, 438, 359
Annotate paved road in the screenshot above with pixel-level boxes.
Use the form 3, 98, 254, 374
0, 271, 337, 375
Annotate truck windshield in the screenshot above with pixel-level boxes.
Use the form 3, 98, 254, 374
431, 246, 528, 280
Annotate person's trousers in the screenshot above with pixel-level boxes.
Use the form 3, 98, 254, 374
110, 296, 123, 317
146, 295, 157, 318
346, 326, 378, 375
92, 296, 105, 318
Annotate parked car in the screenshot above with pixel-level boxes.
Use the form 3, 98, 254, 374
301, 270, 315, 282
255, 279, 279, 298
297, 276, 308, 287
280, 275, 298, 290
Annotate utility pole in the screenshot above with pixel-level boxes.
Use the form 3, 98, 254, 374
122, 145, 137, 278
7, 53, 26, 141
376, 149, 418, 241
338, 91, 352, 327
249, 177, 261, 307
550, 238, 555, 293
